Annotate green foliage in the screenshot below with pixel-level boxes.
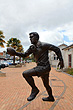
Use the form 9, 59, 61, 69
7, 38, 24, 51
57, 67, 59, 70
7, 38, 21, 49
30, 54, 35, 62
7, 37, 24, 63
16, 44, 24, 53
0, 30, 6, 47
0, 30, 3, 34
66, 68, 73, 75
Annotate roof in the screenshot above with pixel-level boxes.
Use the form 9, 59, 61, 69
62, 44, 73, 50
0, 52, 3, 56
58, 43, 67, 47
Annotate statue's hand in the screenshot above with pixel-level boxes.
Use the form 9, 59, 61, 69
7, 47, 16, 56
58, 60, 64, 69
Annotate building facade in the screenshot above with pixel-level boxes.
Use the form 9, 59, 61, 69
0, 51, 6, 59
49, 44, 73, 68
62, 44, 73, 68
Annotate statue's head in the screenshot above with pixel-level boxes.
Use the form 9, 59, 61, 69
29, 32, 39, 44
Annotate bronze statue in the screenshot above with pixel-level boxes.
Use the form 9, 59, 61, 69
7, 32, 64, 101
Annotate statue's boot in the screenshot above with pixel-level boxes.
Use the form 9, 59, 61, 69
27, 88, 39, 101
42, 95, 55, 101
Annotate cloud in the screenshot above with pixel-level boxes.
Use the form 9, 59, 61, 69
0, 0, 73, 52
39, 30, 63, 45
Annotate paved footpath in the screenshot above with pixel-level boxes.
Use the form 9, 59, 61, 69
0, 62, 73, 110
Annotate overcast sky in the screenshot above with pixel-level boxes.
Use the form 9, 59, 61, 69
0, 0, 73, 52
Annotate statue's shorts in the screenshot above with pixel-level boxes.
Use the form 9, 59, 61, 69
23, 65, 51, 77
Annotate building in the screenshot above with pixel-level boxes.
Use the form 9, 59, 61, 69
49, 44, 73, 68
0, 51, 6, 59
62, 44, 73, 68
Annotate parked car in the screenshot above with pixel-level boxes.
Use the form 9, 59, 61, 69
0, 60, 9, 68
15, 61, 20, 64
7, 60, 13, 65
1, 64, 5, 68
0, 60, 5, 69
3, 61, 9, 67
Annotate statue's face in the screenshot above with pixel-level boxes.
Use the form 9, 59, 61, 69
29, 34, 38, 44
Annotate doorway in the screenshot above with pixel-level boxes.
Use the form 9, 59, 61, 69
68, 54, 72, 68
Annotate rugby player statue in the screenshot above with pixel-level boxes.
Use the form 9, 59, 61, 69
7, 32, 64, 101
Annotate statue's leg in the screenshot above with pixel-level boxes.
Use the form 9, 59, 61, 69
41, 73, 55, 101
22, 68, 39, 101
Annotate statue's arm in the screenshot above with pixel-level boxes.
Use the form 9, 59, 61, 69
7, 46, 32, 58
45, 43, 64, 68
16, 47, 32, 58
49, 44, 63, 60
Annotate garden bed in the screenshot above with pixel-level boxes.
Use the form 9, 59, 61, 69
63, 68, 73, 75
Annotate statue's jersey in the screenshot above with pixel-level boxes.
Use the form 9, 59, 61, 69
16, 41, 63, 67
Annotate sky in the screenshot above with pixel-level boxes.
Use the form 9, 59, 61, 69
0, 0, 73, 52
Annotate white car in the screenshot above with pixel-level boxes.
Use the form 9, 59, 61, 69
0, 60, 9, 67
4, 61, 9, 67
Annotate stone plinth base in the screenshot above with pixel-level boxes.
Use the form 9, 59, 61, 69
56, 69, 62, 72
9, 64, 22, 68
0, 71, 6, 77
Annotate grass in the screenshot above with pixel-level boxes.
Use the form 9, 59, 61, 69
66, 68, 73, 75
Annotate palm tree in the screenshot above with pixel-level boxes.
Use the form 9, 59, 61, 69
7, 38, 22, 64
0, 31, 6, 47
7, 38, 21, 49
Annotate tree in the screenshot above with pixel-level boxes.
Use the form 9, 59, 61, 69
7, 38, 21, 49
16, 44, 24, 53
7, 38, 23, 64
0, 31, 6, 47
30, 54, 35, 62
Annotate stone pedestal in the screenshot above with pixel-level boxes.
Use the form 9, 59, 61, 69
9, 64, 22, 68
0, 71, 6, 77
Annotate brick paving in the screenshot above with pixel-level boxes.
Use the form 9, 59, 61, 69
0, 62, 73, 110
